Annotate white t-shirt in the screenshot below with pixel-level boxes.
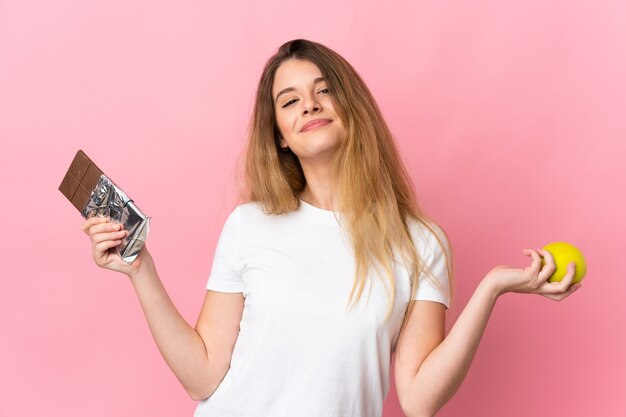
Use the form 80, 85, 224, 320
195, 200, 450, 417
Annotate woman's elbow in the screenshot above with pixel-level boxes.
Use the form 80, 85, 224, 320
185, 380, 219, 401
186, 362, 232, 401
188, 391, 208, 401
187, 387, 213, 401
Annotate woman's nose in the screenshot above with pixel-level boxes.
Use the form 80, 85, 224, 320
302, 95, 321, 115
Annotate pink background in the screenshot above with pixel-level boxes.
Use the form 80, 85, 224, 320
1, 1, 624, 416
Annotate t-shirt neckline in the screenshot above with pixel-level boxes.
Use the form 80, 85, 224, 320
297, 199, 342, 225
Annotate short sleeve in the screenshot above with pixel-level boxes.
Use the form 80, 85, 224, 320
412, 222, 451, 309
206, 206, 244, 293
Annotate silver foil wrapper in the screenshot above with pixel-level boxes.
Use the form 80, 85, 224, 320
81, 175, 150, 263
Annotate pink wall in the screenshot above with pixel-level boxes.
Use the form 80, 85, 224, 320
1, 1, 624, 416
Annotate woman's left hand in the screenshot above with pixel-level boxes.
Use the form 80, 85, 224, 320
485, 248, 582, 301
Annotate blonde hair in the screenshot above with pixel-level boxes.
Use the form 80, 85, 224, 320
239, 39, 454, 323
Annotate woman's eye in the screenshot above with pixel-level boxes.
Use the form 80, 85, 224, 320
282, 99, 297, 108
318, 87, 329, 94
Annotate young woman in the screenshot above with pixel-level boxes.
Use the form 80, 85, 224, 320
81, 39, 581, 417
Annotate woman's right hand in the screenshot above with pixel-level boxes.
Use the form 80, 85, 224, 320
484, 248, 581, 301
80, 216, 150, 277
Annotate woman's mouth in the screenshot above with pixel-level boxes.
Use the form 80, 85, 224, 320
300, 119, 332, 132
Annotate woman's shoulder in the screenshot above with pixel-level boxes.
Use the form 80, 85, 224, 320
226, 201, 266, 221
406, 216, 450, 254
228, 201, 285, 223
232, 201, 262, 213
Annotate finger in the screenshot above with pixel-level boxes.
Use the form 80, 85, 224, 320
536, 248, 553, 263
88, 221, 122, 238
81, 216, 109, 234
536, 249, 556, 282
558, 262, 577, 289
526, 249, 543, 274
91, 229, 127, 245
93, 239, 123, 264
541, 262, 577, 294
94, 238, 122, 252
541, 282, 582, 301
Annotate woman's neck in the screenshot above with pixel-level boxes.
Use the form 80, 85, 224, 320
298, 163, 338, 211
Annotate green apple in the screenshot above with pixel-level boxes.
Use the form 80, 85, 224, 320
542, 242, 587, 284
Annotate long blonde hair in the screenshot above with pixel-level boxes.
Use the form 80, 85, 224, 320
239, 39, 453, 323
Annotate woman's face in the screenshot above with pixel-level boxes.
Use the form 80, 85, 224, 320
272, 59, 346, 163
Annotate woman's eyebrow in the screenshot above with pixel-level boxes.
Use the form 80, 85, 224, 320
274, 77, 326, 103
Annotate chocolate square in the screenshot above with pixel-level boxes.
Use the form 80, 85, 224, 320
59, 150, 104, 213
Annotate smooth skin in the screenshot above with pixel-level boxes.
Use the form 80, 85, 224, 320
393, 250, 580, 417
81, 218, 243, 400
273, 58, 345, 209
82, 58, 582, 414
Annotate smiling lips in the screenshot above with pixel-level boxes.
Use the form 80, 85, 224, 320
300, 118, 332, 132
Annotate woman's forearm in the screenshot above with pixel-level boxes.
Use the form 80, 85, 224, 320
128, 255, 219, 400
406, 277, 500, 417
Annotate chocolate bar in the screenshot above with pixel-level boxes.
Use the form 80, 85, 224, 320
59, 150, 150, 263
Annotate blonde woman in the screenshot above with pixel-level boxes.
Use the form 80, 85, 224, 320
81, 39, 581, 417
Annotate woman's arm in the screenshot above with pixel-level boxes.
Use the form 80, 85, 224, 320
395, 249, 582, 417
82, 216, 243, 400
